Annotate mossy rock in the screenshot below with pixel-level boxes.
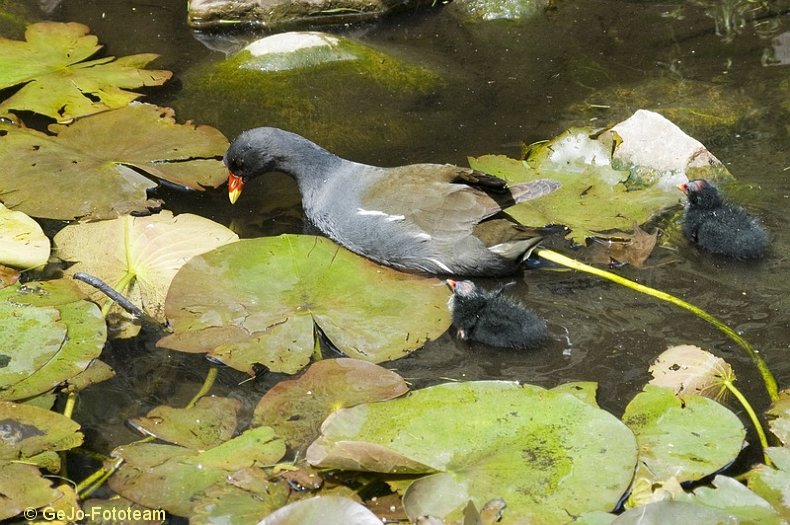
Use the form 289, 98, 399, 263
188, 0, 436, 30
0, 1, 38, 38
447, 0, 558, 21
565, 77, 762, 144
177, 31, 445, 152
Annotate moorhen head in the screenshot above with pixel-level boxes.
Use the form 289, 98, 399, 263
678, 179, 769, 259
447, 279, 547, 349
224, 127, 560, 276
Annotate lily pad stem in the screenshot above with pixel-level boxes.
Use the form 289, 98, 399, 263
723, 379, 772, 466
533, 248, 778, 401
185, 366, 218, 410
72, 272, 160, 327
76, 456, 123, 500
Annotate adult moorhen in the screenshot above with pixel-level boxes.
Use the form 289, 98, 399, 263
678, 179, 769, 259
447, 279, 547, 349
225, 128, 560, 276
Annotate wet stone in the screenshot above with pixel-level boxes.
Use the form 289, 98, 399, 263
188, 0, 436, 30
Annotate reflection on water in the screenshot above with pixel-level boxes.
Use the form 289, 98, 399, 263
42, 0, 788, 457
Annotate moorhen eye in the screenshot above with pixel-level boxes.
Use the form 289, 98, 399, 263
678, 179, 769, 259
224, 127, 562, 276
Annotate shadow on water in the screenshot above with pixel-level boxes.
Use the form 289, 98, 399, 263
43, 0, 788, 465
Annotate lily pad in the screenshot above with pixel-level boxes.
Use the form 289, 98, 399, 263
0, 22, 171, 122
54, 211, 239, 332
621, 385, 746, 484
252, 358, 409, 453
108, 426, 286, 517
158, 235, 451, 375
676, 475, 782, 525
0, 104, 229, 220
747, 447, 790, 522
307, 381, 637, 524
258, 495, 381, 525
0, 203, 49, 269
0, 400, 83, 461
612, 500, 737, 524
648, 344, 733, 400
765, 390, 790, 445
189, 468, 291, 525
129, 396, 240, 450
468, 110, 733, 244
82, 497, 165, 525
0, 279, 106, 401
0, 462, 61, 521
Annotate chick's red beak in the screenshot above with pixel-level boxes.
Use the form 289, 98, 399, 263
446, 279, 459, 291
228, 172, 244, 204
676, 182, 689, 194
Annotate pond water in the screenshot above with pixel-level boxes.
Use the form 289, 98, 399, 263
39, 0, 788, 467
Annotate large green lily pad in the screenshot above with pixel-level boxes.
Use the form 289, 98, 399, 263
469, 110, 733, 244
0, 22, 171, 122
158, 235, 451, 375
622, 385, 746, 484
252, 358, 409, 452
0, 203, 49, 270
0, 279, 106, 401
54, 211, 238, 334
108, 426, 286, 517
0, 104, 229, 220
307, 381, 637, 524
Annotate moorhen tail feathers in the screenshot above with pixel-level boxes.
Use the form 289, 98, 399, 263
225, 127, 560, 276
678, 179, 769, 259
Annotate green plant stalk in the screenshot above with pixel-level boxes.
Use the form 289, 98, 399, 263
76, 456, 123, 500
534, 248, 779, 401
723, 380, 772, 466
63, 391, 77, 419
186, 366, 218, 409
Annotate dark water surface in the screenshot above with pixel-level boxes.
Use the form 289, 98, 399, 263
40, 0, 788, 459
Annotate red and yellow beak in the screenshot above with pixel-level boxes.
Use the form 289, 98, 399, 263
446, 279, 459, 291
228, 173, 244, 204
676, 182, 688, 194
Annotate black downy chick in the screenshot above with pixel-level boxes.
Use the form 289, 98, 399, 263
447, 280, 547, 349
678, 179, 769, 259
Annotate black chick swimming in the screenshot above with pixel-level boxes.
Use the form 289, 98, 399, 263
678, 179, 769, 259
447, 280, 547, 349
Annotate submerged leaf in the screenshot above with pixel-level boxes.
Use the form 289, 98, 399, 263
252, 358, 409, 453
747, 447, 790, 522
586, 222, 658, 269
0, 104, 229, 220
0, 203, 49, 269
0, 22, 171, 121
159, 235, 451, 375
307, 381, 637, 524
